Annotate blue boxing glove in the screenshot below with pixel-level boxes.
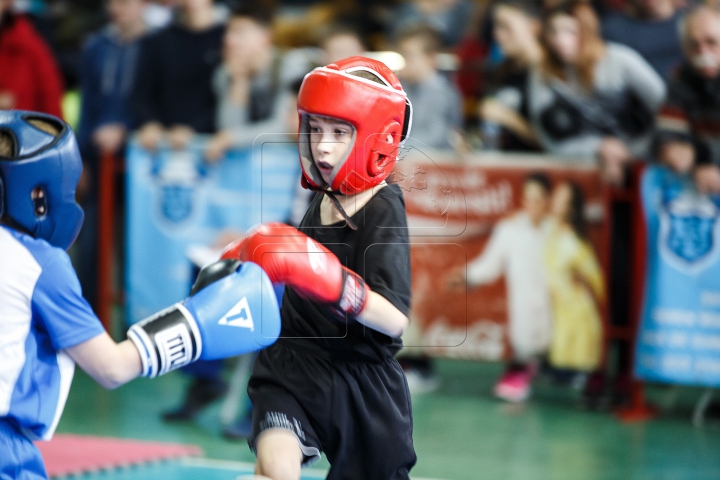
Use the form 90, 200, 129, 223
127, 260, 281, 378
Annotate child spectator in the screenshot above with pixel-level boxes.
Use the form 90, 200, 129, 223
529, 0, 665, 186
0, 0, 63, 117
480, 0, 543, 151
397, 25, 463, 150
132, 0, 225, 152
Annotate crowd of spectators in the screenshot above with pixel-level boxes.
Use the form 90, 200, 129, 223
5, 0, 720, 414
3, 0, 720, 192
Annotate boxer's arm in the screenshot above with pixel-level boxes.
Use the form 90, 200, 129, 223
65, 334, 142, 389
223, 223, 409, 337
357, 292, 409, 337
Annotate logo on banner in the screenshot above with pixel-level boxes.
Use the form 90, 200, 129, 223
659, 188, 720, 272
161, 184, 194, 222
151, 150, 206, 229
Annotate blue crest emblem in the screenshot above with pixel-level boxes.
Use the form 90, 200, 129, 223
161, 184, 194, 223
666, 211, 715, 262
151, 150, 206, 229
659, 184, 720, 271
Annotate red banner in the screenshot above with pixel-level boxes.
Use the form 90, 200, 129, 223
393, 153, 607, 362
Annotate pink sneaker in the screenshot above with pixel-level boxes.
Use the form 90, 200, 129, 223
493, 366, 532, 403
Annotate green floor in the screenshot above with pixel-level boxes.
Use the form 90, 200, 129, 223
58, 360, 720, 480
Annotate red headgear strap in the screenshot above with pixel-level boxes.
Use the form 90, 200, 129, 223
297, 56, 412, 196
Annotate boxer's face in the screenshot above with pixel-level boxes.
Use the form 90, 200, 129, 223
308, 115, 354, 184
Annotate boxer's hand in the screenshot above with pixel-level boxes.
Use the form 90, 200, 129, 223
221, 223, 369, 317
128, 260, 280, 377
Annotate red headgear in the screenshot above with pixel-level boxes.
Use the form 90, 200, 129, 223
296, 56, 412, 195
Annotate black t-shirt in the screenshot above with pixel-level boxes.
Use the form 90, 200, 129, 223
278, 184, 411, 362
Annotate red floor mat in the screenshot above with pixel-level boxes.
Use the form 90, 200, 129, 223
35, 434, 202, 477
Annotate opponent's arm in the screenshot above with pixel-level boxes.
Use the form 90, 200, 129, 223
222, 223, 409, 337
68, 259, 281, 388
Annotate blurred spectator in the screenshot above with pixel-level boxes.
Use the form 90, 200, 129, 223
480, 0, 542, 151
529, 0, 665, 185
319, 23, 366, 64
602, 0, 684, 79
74, 0, 149, 309
144, 0, 176, 29
655, 5, 720, 194
392, 0, 475, 48
449, 173, 554, 402
0, 0, 63, 116
205, 4, 309, 161
397, 25, 463, 150
132, 0, 225, 152
78, 0, 148, 157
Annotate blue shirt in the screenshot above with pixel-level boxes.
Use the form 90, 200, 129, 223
0, 226, 104, 440
602, 12, 684, 80
77, 26, 144, 154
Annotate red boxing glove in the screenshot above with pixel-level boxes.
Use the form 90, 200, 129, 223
221, 223, 370, 317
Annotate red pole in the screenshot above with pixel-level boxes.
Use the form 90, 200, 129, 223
615, 163, 658, 422
96, 151, 117, 332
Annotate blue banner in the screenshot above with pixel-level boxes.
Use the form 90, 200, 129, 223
635, 166, 720, 386
125, 139, 300, 324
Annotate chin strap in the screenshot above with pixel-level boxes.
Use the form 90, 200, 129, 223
308, 185, 358, 230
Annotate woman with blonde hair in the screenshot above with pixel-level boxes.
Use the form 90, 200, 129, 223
528, 0, 665, 185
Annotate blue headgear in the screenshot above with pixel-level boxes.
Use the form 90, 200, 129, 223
0, 111, 84, 250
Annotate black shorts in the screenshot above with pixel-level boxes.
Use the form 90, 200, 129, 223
248, 342, 416, 480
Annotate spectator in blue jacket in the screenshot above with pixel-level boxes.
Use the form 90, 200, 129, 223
78, 0, 148, 158
75, 0, 149, 308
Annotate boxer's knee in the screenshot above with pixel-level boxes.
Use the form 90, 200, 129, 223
255, 429, 303, 480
